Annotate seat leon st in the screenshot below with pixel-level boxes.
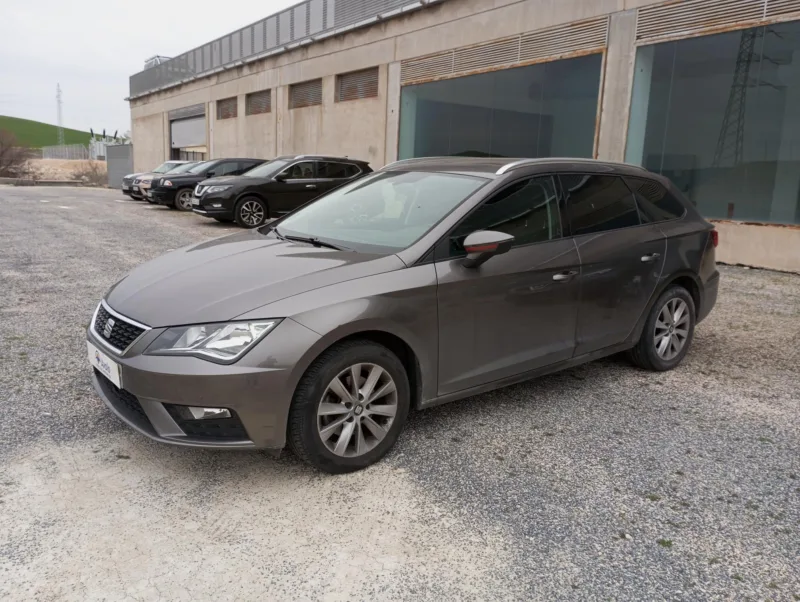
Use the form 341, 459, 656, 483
87, 157, 720, 473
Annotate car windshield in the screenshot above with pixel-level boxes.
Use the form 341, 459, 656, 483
166, 162, 196, 174
272, 171, 487, 253
242, 159, 290, 178
188, 161, 214, 174
152, 162, 182, 173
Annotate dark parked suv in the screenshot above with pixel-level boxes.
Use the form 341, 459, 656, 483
192, 155, 371, 228
87, 157, 719, 473
149, 158, 265, 211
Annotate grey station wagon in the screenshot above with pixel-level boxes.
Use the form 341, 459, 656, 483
87, 157, 720, 473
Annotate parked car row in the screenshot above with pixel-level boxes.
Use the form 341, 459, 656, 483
122, 155, 373, 228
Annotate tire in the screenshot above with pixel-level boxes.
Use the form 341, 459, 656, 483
287, 340, 411, 474
174, 189, 194, 212
628, 285, 696, 371
234, 196, 268, 228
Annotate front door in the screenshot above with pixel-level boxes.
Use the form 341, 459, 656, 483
271, 161, 321, 215
560, 173, 666, 356
435, 175, 581, 396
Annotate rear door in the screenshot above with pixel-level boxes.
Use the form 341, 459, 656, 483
435, 175, 581, 395
561, 173, 666, 356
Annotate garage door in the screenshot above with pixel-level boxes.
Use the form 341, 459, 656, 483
170, 116, 206, 149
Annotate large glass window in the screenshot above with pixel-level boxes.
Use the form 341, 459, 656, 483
626, 22, 800, 225
398, 54, 603, 160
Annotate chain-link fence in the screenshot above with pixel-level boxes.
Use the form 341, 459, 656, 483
41, 144, 90, 160
129, 0, 443, 98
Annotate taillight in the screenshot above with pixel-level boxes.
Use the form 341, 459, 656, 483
710, 230, 719, 248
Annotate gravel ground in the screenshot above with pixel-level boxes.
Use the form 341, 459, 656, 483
1, 186, 798, 601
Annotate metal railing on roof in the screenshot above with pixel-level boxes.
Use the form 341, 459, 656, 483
129, 0, 445, 99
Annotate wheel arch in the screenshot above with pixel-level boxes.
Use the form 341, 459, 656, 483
627, 270, 703, 345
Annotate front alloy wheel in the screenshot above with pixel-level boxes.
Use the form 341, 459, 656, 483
235, 197, 267, 228
175, 189, 193, 211
317, 363, 398, 457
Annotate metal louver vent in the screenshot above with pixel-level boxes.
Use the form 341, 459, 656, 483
245, 90, 272, 115
336, 67, 379, 101
216, 97, 238, 120
289, 79, 323, 109
400, 17, 609, 85
636, 0, 765, 41
766, 0, 800, 17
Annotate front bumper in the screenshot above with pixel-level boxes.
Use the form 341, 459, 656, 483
151, 188, 177, 205
87, 315, 321, 450
192, 194, 235, 219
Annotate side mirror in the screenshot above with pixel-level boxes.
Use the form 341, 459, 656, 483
206, 170, 216, 177
461, 230, 514, 268
274, 173, 287, 182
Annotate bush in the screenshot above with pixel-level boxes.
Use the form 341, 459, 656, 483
71, 161, 107, 187
0, 130, 35, 177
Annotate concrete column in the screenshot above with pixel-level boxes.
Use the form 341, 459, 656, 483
275, 86, 287, 155
384, 61, 401, 166
207, 101, 214, 158
596, 9, 638, 162
770, 51, 800, 223
624, 45, 655, 166
163, 112, 170, 161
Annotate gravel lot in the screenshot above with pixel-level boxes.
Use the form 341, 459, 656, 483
1, 186, 798, 601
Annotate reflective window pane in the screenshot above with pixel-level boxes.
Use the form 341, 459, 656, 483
563, 175, 640, 235
626, 176, 686, 223
399, 54, 602, 160
626, 23, 800, 225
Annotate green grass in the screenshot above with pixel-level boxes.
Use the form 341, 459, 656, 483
0, 115, 91, 148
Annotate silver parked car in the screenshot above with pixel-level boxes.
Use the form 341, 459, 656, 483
88, 157, 719, 473
122, 161, 194, 201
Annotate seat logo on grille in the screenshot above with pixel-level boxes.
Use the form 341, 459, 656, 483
103, 317, 115, 338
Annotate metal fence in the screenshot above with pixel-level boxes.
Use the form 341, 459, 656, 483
41, 144, 90, 160
129, 0, 445, 98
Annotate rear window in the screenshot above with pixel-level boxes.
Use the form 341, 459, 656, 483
626, 177, 687, 223
562, 174, 640, 236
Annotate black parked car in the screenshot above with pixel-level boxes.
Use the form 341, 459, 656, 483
149, 158, 266, 211
192, 155, 372, 228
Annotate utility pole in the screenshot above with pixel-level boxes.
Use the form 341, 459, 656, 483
56, 84, 65, 146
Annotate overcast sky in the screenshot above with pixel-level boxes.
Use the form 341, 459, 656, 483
0, 0, 297, 134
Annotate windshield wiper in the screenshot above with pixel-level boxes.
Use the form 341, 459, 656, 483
274, 228, 347, 251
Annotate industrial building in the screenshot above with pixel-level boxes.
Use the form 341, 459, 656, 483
128, 0, 800, 272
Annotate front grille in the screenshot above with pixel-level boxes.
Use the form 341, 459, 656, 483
94, 304, 145, 352
164, 404, 249, 441
195, 185, 207, 197
123, 177, 133, 185
94, 369, 152, 431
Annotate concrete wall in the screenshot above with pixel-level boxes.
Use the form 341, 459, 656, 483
712, 221, 800, 273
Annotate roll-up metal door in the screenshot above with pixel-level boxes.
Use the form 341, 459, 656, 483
170, 117, 206, 148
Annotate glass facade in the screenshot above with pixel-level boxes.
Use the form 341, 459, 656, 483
626, 22, 800, 225
398, 54, 603, 160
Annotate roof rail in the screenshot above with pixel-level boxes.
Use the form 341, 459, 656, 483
382, 156, 458, 170
496, 157, 648, 175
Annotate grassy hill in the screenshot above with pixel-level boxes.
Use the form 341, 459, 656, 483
0, 115, 91, 148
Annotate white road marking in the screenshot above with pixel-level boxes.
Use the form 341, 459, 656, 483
58, 206, 72, 209
114, 200, 127, 203
40, 200, 50, 203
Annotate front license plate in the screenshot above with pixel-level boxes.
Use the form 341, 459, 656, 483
192, 196, 200, 205
132, 186, 139, 192
88, 341, 122, 388
146, 190, 152, 198
122, 185, 129, 190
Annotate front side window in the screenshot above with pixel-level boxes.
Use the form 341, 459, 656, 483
273, 171, 487, 253
218, 162, 241, 176
279, 162, 316, 180
447, 176, 561, 256
188, 161, 214, 174
563, 174, 640, 236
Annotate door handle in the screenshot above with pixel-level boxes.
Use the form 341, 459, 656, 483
641, 253, 661, 263
305, 184, 317, 189
552, 270, 578, 282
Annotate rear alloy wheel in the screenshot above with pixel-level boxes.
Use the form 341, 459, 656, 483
628, 285, 696, 371
288, 340, 410, 473
235, 197, 268, 228
174, 189, 194, 212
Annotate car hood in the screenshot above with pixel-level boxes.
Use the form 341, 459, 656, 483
124, 172, 144, 179
105, 230, 405, 327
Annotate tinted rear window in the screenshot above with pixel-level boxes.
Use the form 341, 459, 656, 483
626, 176, 687, 223
562, 174, 640, 235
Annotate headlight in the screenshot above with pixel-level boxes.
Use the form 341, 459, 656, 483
163, 180, 173, 187
206, 185, 231, 194
145, 320, 280, 363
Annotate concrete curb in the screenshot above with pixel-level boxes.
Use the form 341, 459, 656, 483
0, 177, 85, 187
